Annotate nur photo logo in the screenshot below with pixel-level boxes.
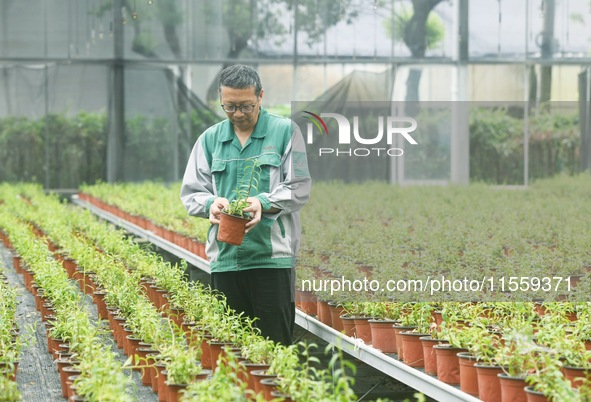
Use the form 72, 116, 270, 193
300, 110, 419, 157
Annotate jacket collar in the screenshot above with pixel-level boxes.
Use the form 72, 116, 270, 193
218, 108, 269, 142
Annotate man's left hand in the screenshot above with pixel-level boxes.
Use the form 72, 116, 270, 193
243, 197, 262, 233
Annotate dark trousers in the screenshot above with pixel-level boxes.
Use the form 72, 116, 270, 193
211, 268, 295, 345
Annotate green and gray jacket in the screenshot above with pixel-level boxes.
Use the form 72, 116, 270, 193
180, 109, 311, 272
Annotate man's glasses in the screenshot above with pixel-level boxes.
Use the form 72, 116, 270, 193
220, 103, 257, 113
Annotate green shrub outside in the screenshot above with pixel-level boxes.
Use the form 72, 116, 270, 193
470, 107, 579, 184
0, 108, 581, 187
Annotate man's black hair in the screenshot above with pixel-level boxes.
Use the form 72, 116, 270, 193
218, 64, 262, 96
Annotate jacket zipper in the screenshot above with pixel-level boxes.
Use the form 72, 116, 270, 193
277, 217, 286, 238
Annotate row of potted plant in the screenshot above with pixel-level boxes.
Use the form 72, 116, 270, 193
432, 312, 591, 402
292, 292, 591, 401
34, 187, 344, 400
2, 185, 213, 402
78, 182, 209, 256
0, 260, 22, 402
2, 183, 361, 402
78, 175, 591, 303
0, 207, 134, 401
65, 201, 359, 401
314, 299, 591, 402
71, 177, 591, 400
296, 175, 591, 302
58, 237, 211, 401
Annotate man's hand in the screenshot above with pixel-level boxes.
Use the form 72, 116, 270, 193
243, 197, 262, 233
209, 197, 229, 225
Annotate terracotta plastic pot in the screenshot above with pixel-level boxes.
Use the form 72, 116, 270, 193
316, 300, 332, 326
297, 290, 317, 316
194, 369, 212, 381
157, 289, 169, 310
199, 333, 214, 369
155, 362, 167, 402
353, 317, 372, 344
188, 238, 205, 257
328, 302, 345, 331
47, 335, 65, 358
163, 368, 211, 402
498, 373, 528, 402
475, 363, 503, 402
420, 336, 442, 376
61, 367, 81, 399
23, 268, 34, 290
563, 365, 590, 388
167, 307, 185, 328
524, 386, 550, 402
12, 255, 22, 273
56, 359, 78, 398
240, 362, 271, 393
146, 354, 161, 393
208, 340, 235, 371
432, 310, 443, 329
61, 257, 78, 278
368, 320, 398, 354
92, 291, 109, 320
400, 332, 427, 367
125, 334, 143, 362
217, 212, 250, 245
251, 370, 278, 397
392, 325, 416, 360
54, 343, 70, 360
67, 375, 79, 400
164, 381, 187, 402
433, 344, 467, 385
260, 377, 279, 401
136, 347, 158, 386
113, 316, 127, 349
340, 315, 357, 337
457, 352, 480, 397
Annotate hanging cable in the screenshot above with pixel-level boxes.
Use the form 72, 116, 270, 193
373, 0, 378, 58
132, 0, 138, 20
121, 4, 127, 25
564, 0, 569, 54
74, 0, 79, 55
87, 0, 91, 47
109, 3, 114, 36
90, 0, 96, 45
497, 0, 502, 55
528, 0, 533, 45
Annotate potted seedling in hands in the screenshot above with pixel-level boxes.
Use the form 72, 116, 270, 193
217, 158, 262, 246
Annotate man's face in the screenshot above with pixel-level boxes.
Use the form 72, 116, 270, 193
219, 86, 264, 134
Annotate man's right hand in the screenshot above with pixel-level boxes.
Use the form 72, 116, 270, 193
209, 197, 229, 225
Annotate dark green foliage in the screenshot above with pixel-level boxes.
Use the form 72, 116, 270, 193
0, 109, 217, 188
470, 107, 580, 184
0, 108, 581, 187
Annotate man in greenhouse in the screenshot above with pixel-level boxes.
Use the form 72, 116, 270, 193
180, 64, 311, 345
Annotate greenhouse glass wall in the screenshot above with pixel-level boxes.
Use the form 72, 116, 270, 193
0, 0, 590, 187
